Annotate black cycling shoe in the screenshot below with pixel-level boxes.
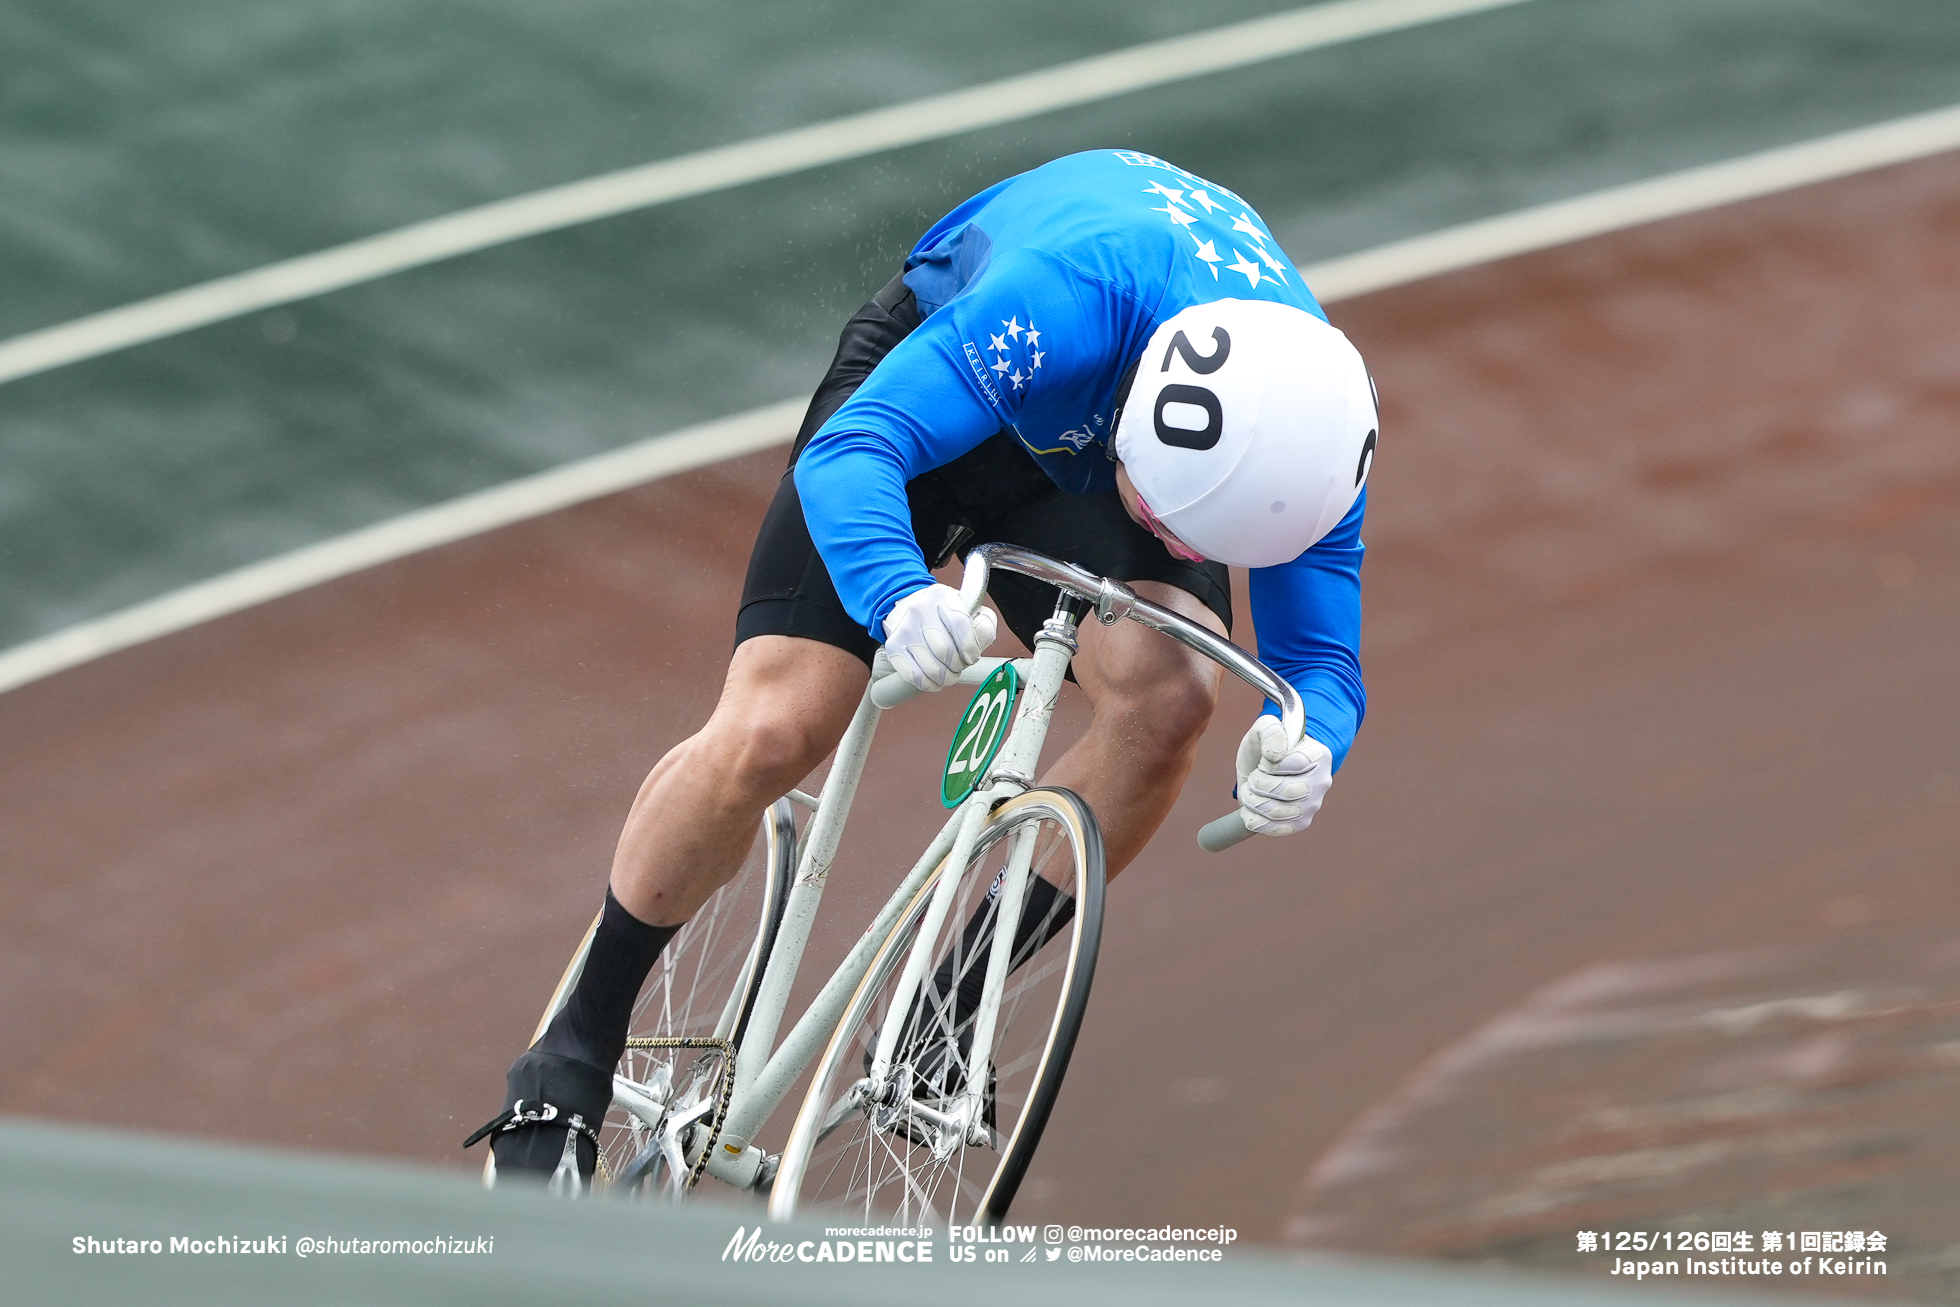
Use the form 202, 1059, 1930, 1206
464, 1050, 613, 1193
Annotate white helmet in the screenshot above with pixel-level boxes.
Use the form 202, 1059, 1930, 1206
1114, 299, 1377, 568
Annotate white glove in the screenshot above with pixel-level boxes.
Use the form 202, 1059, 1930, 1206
1235, 715, 1334, 837
881, 583, 999, 693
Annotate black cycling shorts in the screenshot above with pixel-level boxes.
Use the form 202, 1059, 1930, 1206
736, 274, 1232, 665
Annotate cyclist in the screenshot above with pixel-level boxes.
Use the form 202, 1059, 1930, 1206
470, 149, 1376, 1186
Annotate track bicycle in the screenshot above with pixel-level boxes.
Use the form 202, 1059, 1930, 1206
505, 542, 1307, 1225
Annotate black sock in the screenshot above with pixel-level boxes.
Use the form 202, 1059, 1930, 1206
931, 876, 1076, 1031
533, 888, 681, 1073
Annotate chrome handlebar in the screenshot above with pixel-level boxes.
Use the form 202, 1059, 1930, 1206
872, 543, 1304, 853
960, 542, 1305, 744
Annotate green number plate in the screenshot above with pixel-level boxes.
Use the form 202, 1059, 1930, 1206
941, 662, 1019, 808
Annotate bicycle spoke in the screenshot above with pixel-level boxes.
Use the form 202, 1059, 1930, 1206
774, 791, 1104, 1226
574, 806, 790, 1194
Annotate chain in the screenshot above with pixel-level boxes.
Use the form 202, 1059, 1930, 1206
620, 1036, 737, 1193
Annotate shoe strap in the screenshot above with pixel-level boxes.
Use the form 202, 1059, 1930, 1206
462, 1099, 600, 1150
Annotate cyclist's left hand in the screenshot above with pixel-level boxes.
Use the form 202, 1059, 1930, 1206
1235, 715, 1333, 837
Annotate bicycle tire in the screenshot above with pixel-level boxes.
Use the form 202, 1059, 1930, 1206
770, 787, 1104, 1225
497, 798, 796, 1193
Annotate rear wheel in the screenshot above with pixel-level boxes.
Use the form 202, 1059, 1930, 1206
495, 798, 796, 1194
770, 787, 1103, 1225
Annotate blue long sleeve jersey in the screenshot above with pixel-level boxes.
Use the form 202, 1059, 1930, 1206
794, 150, 1367, 767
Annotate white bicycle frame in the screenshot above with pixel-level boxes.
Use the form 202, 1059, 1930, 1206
623, 542, 1304, 1198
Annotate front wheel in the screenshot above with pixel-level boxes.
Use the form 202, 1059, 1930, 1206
770, 787, 1104, 1225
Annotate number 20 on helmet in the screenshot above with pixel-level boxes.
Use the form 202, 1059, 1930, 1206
1114, 298, 1378, 568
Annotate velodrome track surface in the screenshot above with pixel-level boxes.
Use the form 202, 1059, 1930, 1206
4, 143, 1958, 1304
4, 1118, 1797, 1307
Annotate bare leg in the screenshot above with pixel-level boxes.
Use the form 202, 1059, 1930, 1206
610, 635, 867, 926
1037, 581, 1226, 881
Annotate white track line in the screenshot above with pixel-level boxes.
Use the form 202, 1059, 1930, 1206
3, 100, 1959, 697
1306, 101, 1960, 300
0, 400, 806, 693
0, 0, 1533, 389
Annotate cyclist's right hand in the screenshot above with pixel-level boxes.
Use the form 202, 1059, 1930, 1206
882, 583, 999, 692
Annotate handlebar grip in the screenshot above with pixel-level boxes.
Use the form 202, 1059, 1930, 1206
870, 674, 924, 710
1198, 811, 1256, 853
959, 552, 990, 616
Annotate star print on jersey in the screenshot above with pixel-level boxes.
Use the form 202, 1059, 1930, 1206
975, 313, 1046, 397
1141, 181, 1294, 287
1226, 249, 1265, 287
